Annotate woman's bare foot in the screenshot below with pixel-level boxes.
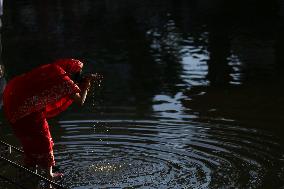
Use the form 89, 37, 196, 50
52, 172, 64, 180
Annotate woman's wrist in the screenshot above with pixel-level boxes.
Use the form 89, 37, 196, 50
80, 80, 91, 91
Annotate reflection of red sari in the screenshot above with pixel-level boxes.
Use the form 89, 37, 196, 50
3, 59, 83, 168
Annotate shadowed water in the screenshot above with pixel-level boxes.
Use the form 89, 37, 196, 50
54, 118, 283, 188
0, 0, 284, 188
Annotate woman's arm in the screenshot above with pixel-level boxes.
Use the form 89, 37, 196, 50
71, 79, 91, 106
71, 73, 101, 106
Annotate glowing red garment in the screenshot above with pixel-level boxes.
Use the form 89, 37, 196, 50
45, 59, 83, 118
3, 59, 83, 123
12, 111, 55, 168
2, 59, 83, 168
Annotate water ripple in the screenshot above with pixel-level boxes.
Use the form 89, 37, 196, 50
54, 119, 284, 188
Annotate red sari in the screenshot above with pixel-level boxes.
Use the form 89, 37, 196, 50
3, 59, 83, 168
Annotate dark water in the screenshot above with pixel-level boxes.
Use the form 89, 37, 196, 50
1, 0, 284, 188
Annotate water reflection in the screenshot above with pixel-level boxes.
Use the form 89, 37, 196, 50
1, 0, 284, 188
55, 119, 283, 188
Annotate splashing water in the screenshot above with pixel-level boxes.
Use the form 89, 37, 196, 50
91, 74, 103, 109
90, 76, 104, 131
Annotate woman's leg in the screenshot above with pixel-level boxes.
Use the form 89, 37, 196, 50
12, 112, 56, 176
46, 166, 53, 179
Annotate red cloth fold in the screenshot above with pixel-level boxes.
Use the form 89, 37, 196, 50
2, 58, 84, 168
13, 111, 55, 168
3, 59, 83, 123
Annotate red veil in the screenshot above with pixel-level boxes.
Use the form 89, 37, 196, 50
3, 59, 83, 123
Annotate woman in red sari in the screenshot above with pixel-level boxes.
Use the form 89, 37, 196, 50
2, 58, 98, 180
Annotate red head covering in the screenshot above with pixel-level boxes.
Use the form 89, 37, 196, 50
3, 59, 83, 123
53, 58, 83, 75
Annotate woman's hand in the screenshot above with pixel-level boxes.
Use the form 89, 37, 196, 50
71, 73, 103, 106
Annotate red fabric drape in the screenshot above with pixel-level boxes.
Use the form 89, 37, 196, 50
53, 58, 83, 74
12, 111, 55, 168
44, 59, 83, 118
3, 59, 83, 123
2, 59, 83, 168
